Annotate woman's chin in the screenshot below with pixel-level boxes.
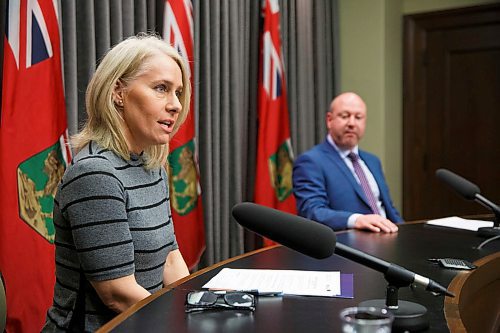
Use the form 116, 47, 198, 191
158, 134, 171, 145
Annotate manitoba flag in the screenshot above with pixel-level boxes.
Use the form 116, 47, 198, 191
164, 0, 205, 270
255, 0, 297, 246
0, 0, 71, 331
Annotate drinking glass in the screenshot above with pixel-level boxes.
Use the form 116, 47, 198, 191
339, 307, 393, 333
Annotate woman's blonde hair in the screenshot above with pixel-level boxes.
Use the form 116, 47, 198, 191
72, 33, 191, 169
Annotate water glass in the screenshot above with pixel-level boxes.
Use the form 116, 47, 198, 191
340, 307, 393, 333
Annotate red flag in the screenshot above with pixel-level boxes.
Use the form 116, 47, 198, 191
0, 0, 71, 331
255, 0, 297, 246
163, 0, 205, 269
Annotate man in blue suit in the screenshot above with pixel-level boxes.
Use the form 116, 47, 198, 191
293, 92, 402, 232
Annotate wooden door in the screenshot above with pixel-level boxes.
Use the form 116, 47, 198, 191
403, 4, 500, 220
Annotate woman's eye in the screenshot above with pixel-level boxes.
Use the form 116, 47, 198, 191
155, 85, 167, 92
175, 90, 182, 98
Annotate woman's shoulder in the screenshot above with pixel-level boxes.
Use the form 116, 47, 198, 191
65, 142, 120, 177
56, 143, 130, 198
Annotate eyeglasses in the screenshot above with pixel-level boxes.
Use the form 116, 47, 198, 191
185, 290, 256, 313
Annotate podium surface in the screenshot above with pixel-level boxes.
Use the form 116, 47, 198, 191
99, 222, 500, 333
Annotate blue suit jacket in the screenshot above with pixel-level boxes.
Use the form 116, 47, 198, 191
292, 140, 403, 230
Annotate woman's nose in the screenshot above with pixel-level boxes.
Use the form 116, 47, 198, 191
167, 94, 182, 114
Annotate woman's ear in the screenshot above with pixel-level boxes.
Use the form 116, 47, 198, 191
112, 80, 125, 107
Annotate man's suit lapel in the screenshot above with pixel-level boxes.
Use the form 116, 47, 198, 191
319, 141, 370, 207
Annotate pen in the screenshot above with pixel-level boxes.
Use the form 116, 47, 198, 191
210, 289, 283, 296
253, 291, 283, 297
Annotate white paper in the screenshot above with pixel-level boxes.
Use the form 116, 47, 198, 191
202, 268, 341, 297
426, 216, 493, 231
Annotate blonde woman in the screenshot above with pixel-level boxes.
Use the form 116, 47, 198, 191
43, 34, 190, 332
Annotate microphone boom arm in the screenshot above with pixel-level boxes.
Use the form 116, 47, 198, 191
475, 194, 500, 226
335, 243, 389, 272
335, 243, 454, 297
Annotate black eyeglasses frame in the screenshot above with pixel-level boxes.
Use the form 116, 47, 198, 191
184, 290, 256, 313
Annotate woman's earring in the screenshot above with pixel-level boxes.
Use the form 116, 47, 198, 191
116, 99, 123, 107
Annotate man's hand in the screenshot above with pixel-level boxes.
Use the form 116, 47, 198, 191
354, 214, 399, 233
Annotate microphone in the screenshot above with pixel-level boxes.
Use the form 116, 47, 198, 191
232, 202, 453, 297
435, 168, 479, 200
436, 168, 500, 236
232, 202, 335, 259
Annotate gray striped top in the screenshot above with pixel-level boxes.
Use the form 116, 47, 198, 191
43, 141, 178, 332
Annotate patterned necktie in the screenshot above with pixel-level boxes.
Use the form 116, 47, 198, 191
348, 152, 380, 214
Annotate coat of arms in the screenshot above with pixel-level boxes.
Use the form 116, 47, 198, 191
168, 140, 200, 215
268, 139, 294, 201
17, 142, 67, 243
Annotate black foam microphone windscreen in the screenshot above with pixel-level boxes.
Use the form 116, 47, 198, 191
436, 169, 480, 200
232, 202, 335, 259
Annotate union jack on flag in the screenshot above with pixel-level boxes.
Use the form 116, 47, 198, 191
262, 31, 283, 100
5, 0, 57, 69
164, 0, 193, 79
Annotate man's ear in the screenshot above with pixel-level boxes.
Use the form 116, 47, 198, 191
112, 80, 125, 106
326, 111, 333, 126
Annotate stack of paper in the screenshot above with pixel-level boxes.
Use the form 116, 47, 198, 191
426, 216, 493, 231
202, 268, 353, 298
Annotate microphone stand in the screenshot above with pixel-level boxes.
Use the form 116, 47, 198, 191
358, 278, 429, 333
475, 194, 500, 237
335, 243, 434, 332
